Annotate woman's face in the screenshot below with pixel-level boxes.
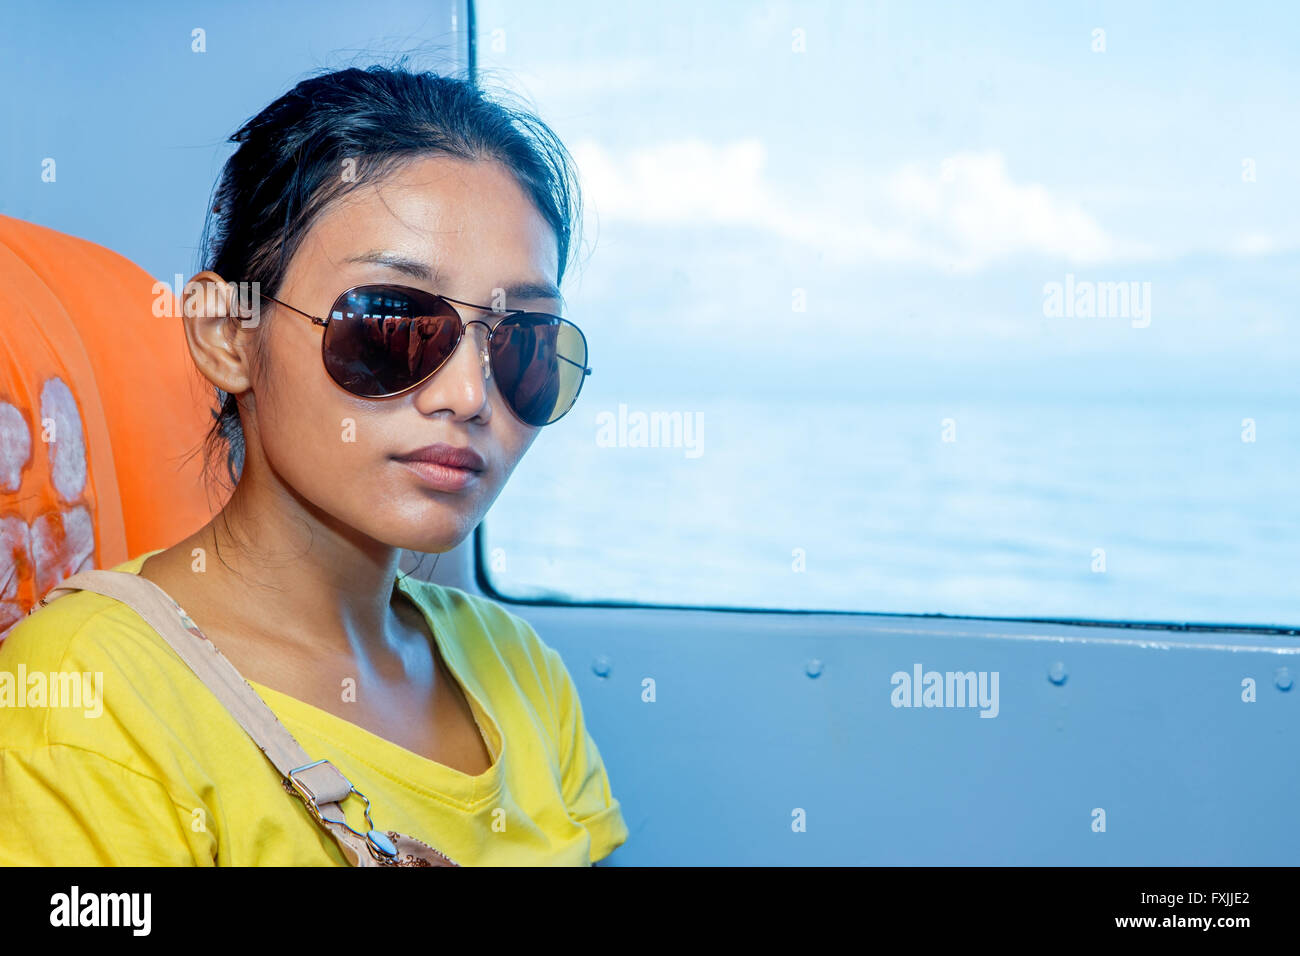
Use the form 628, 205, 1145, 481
220, 155, 561, 554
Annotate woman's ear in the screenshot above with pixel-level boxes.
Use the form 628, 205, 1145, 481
180, 271, 257, 397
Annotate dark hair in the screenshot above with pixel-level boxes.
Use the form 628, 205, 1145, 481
197, 61, 583, 498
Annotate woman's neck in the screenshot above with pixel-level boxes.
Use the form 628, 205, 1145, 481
151, 468, 415, 664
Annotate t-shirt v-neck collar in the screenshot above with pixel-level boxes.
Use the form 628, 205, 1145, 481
252, 574, 506, 809
250, 677, 505, 810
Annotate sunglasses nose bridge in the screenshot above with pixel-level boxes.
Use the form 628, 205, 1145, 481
461, 318, 493, 381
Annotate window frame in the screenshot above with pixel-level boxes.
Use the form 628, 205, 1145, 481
464, 0, 1298, 637
464, 527, 1299, 636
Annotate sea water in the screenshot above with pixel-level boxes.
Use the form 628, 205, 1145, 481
485, 389, 1299, 628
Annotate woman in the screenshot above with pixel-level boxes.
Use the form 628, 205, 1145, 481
0, 64, 627, 866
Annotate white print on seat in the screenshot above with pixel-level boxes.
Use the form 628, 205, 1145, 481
0, 378, 97, 638
32, 504, 95, 596
0, 401, 30, 492
42, 376, 88, 502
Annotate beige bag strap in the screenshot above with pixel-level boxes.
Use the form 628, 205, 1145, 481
38, 569, 457, 867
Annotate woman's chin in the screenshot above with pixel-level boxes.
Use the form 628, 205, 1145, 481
375, 514, 475, 556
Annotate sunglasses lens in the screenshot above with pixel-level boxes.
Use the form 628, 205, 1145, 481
321, 286, 459, 397
489, 313, 588, 426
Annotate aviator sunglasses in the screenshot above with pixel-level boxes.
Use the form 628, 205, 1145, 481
255, 283, 591, 426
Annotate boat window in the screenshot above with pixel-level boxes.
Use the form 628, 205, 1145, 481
476, 0, 1300, 627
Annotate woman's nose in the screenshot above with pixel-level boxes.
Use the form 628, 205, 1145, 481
413, 318, 492, 418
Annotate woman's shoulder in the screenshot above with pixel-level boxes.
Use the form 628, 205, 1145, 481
396, 575, 570, 697
0, 553, 222, 758
0, 554, 225, 866
1, 578, 176, 688
398, 574, 543, 643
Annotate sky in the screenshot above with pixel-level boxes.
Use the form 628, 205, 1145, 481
472, 0, 1300, 401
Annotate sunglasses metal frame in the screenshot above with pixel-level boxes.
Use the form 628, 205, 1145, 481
254, 284, 592, 424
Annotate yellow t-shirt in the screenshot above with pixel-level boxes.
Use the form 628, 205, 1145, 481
0, 550, 628, 866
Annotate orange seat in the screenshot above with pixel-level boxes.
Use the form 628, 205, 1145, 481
0, 214, 224, 636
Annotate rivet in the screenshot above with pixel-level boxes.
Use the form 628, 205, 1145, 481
806, 659, 823, 678
592, 655, 611, 678
1276, 667, 1293, 692
1048, 661, 1068, 685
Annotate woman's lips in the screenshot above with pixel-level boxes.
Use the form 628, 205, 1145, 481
395, 458, 480, 492
393, 443, 485, 492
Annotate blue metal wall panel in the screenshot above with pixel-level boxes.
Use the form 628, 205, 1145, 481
517, 598, 1298, 865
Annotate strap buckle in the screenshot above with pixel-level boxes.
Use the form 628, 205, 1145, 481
284, 758, 340, 813
283, 758, 397, 862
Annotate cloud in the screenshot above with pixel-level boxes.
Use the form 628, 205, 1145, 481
888, 151, 1155, 270
1227, 233, 1281, 256
574, 138, 770, 226
570, 140, 1156, 273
